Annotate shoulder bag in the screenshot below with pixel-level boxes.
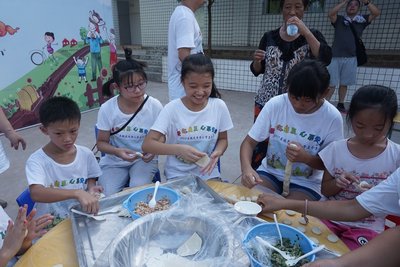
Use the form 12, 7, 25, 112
92, 95, 150, 154
110, 95, 149, 136
348, 21, 368, 66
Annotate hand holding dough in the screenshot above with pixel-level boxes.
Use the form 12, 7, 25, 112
195, 155, 210, 168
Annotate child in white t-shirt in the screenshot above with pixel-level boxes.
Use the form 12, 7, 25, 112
318, 85, 400, 250
26, 96, 102, 223
257, 166, 400, 267
97, 48, 163, 196
143, 54, 233, 180
241, 59, 343, 200
0, 205, 52, 267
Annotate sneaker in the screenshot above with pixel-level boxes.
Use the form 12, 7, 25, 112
0, 198, 7, 209
336, 103, 347, 114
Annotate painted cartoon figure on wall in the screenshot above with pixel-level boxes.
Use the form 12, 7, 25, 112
86, 9, 108, 83
44, 32, 58, 64
109, 28, 117, 67
89, 10, 106, 37
73, 56, 89, 83
86, 22, 103, 82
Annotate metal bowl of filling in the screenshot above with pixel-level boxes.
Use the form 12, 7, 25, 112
108, 212, 235, 267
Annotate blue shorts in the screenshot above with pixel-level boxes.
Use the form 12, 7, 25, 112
327, 57, 357, 87
257, 171, 321, 200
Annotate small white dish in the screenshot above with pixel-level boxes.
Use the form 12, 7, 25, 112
234, 201, 262, 216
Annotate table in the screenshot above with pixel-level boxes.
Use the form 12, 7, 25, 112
15, 181, 350, 266
15, 219, 78, 267
207, 181, 350, 256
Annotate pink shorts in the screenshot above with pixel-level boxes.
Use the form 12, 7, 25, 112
322, 220, 379, 250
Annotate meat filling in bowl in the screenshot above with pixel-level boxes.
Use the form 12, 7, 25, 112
134, 197, 171, 216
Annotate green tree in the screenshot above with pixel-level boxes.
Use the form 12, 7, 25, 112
80, 27, 88, 44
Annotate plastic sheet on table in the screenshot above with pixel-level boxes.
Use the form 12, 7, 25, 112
92, 178, 266, 267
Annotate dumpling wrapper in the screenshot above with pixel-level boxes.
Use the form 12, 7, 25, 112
195, 155, 210, 168
177, 232, 202, 257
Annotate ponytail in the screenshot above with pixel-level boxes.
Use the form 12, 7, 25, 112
107, 47, 148, 90
102, 78, 115, 97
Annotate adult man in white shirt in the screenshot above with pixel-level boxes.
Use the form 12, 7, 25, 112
167, 0, 206, 101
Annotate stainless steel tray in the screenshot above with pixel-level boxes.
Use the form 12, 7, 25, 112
70, 176, 225, 267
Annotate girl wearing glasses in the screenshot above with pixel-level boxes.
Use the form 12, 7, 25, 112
143, 54, 233, 180
96, 48, 163, 196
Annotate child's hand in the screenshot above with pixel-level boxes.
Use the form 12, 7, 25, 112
257, 193, 283, 213
88, 185, 104, 196
335, 172, 359, 189
357, 181, 373, 192
116, 148, 140, 162
241, 169, 263, 189
177, 145, 206, 164
285, 142, 306, 163
22, 209, 53, 246
141, 153, 155, 163
75, 190, 100, 214
5, 130, 26, 150
0, 206, 28, 260
200, 151, 220, 175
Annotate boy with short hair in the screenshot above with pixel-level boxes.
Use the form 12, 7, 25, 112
26, 96, 102, 222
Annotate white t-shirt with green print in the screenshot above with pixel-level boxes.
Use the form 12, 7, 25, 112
96, 94, 163, 167
25, 145, 102, 219
151, 98, 233, 180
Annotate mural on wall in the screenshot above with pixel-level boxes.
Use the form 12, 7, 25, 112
0, 0, 115, 129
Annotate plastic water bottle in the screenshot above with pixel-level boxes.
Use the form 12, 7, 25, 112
287, 24, 298, 36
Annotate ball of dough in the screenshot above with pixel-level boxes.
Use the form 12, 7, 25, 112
311, 226, 322, 235
282, 219, 292, 225
285, 210, 296, 216
327, 234, 339, 243
298, 217, 308, 225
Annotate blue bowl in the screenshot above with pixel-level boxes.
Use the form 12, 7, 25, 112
243, 223, 315, 267
122, 186, 180, 219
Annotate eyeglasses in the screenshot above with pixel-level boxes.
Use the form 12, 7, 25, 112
123, 81, 147, 92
